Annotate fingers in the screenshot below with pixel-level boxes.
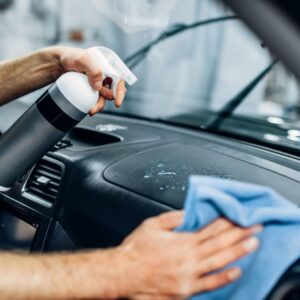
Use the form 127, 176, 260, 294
100, 86, 114, 100
97, 80, 126, 105
115, 80, 127, 108
59, 48, 128, 113
74, 50, 127, 112
79, 51, 127, 106
197, 224, 262, 257
88, 82, 127, 115
198, 236, 259, 275
88, 84, 126, 115
194, 218, 235, 243
194, 267, 241, 293
148, 211, 184, 230
89, 95, 106, 116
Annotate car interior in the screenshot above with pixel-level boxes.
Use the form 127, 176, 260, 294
0, 0, 300, 299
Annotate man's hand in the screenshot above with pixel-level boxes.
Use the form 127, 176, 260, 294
115, 211, 261, 300
54, 46, 127, 116
0, 211, 261, 299
0, 46, 127, 111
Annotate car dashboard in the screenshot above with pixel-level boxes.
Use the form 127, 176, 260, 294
0, 101, 299, 299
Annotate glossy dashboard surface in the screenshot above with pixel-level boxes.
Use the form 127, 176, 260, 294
0, 101, 300, 249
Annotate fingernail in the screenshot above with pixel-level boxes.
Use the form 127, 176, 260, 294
94, 81, 102, 90
244, 237, 259, 251
251, 225, 263, 234
228, 268, 241, 280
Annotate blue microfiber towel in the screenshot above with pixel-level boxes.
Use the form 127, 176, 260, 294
177, 176, 300, 300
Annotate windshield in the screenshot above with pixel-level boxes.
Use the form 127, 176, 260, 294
1, 0, 300, 153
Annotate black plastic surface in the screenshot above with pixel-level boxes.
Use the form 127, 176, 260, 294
67, 127, 121, 149
104, 143, 300, 208
0, 103, 300, 298
268, 259, 300, 300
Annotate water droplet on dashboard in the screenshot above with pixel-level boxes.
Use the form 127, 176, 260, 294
158, 171, 177, 176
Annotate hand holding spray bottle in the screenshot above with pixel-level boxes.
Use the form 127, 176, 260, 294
0, 46, 137, 191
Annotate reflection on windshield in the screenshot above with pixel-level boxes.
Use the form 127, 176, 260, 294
109, 0, 300, 153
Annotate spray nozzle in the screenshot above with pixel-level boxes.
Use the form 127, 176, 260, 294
87, 46, 138, 98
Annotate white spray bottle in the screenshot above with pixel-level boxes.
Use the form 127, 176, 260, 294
0, 46, 137, 191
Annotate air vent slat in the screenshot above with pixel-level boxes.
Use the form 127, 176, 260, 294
23, 157, 64, 204
28, 181, 59, 194
27, 187, 56, 200
34, 170, 61, 181
37, 164, 61, 175
31, 177, 60, 187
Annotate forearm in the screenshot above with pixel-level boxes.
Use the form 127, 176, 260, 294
0, 249, 126, 299
0, 47, 63, 105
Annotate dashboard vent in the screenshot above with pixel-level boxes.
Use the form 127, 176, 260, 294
23, 157, 64, 205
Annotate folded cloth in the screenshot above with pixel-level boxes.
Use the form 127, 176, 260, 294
177, 176, 300, 300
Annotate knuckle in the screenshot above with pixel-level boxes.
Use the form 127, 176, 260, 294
92, 68, 103, 78
236, 227, 249, 236
157, 213, 169, 223
155, 212, 176, 226
226, 228, 244, 242
215, 218, 234, 231
77, 52, 101, 76
213, 273, 230, 288
175, 280, 193, 297
142, 217, 156, 227
74, 52, 88, 67
204, 275, 227, 291
89, 68, 101, 78
245, 227, 256, 235
217, 217, 231, 227
233, 244, 248, 258
199, 279, 210, 292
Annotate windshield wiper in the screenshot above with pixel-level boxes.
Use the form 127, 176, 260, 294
124, 15, 279, 134
125, 15, 239, 69
206, 59, 278, 131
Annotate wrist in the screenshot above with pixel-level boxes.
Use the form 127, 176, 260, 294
102, 246, 132, 299
112, 244, 144, 299
38, 46, 65, 81
79, 248, 130, 299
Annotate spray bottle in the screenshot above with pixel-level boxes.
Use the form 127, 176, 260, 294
0, 46, 137, 191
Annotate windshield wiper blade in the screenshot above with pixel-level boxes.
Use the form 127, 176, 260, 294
125, 15, 239, 69
206, 59, 278, 131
